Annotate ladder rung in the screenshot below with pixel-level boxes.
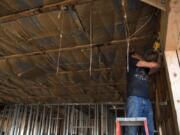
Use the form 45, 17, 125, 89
116, 117, 147, 126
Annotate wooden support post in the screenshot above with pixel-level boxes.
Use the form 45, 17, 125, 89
164, 0, 180, 50
164, 50, 180, 134
162, 1, 180, 134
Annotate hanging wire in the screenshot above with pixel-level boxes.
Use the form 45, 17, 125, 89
121, 0, 155, 72
129, 14, 154, 39
56, 7, 65, 74
122, 0, 130, 36
121, 0, 130, 72
89, 2, 93, 76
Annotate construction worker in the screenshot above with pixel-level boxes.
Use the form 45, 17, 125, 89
125, 49, 160, 135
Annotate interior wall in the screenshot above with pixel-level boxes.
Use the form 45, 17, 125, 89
0, 104, 122, 135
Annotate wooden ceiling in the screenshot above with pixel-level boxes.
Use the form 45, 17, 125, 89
0, 0, 159, 103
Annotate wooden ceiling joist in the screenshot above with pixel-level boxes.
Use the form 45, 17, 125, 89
18, 67, 112, 77
140, 0, 166, 11
0, 35, 152, 60
0, 0, 95, 23
56, 67, 111, 74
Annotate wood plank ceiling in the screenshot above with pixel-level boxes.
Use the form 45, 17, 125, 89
0, 0, 159, 103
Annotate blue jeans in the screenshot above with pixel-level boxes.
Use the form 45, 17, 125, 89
125, 96, 154, 135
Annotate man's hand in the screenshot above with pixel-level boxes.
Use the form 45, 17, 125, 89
149, 62, 160, 68
136, 61, 160, 69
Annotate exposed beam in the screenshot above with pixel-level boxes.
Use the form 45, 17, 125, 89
140, 0, 166, 11
0, 0, 96, 23
56, 67, 112, 74
64, 82, 125, 88
165, 50, 180, 134
18, 67, 113, 77
23, 95, 121, 100
0, 35, 152, 60
1, 96, 123, 104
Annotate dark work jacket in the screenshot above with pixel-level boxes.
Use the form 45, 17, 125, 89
127, 55, 150, 98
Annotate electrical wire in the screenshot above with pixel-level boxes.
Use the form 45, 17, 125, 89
56, 8, 65, 74
89, 2, 93, 76
122, 0, 154, 72
121, 0, 130, 72
129, 15, 154, 39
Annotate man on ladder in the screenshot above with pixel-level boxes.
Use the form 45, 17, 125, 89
125, 46, 161, 135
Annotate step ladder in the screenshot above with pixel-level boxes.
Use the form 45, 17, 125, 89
116, 117, 149, 135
